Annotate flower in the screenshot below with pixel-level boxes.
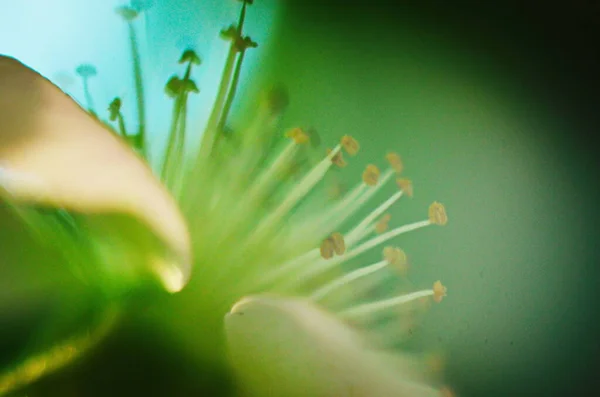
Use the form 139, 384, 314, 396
0, 1, 454, 395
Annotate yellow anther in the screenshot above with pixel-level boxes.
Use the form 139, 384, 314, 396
396, 178, 413, 197
428, 201, 448, 225
341, 135, 359, 156
433, 280, 447, 303
383, 246, 408, 274
328, 148, 347, 168
320, 238, 335, 259
375, 213, 391, 234
330, 232, 346, 255
285, 127, 309, 144
320, 233, 346, 258
386, 152, 403, 174
362, 164, 380, 186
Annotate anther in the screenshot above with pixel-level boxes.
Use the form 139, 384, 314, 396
375, 214, 391, 234
341, 135, 359, 156
362, 164, 380, 186
386, 152, 403, 174
285, 127, 310, 144
320, 238, 335, 259
330, 232, 346, 255
321, 233, 346, 259
328, 148, 347, 168
383, 246, 408, 274
428, 202, 448, 225
433, 281, 447, 303
396, 178, 413, 197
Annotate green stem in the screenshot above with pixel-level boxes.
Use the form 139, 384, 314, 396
183, 62, 192, 81
117, 113, 128, 137
216, 49, 246, 134
0, 306, 119, 396
160, 95, 183, 182
237, 1, 247, 34
195, 1, 248, 162
128, 22, 146, 155
196, 45, 238, 162
82, 78, 96, 117
171, 92, 189, 194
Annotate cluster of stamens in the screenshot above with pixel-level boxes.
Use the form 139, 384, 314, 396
240, 129, 448, 324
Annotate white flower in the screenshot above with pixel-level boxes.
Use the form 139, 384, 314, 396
0, 2, 454, 395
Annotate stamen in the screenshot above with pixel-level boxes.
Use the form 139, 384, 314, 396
328, 148, 347, 168
286, 168, 394, 256
285, 127, 310, 145
433, 280, 447, 303
245, 134, 302, 201
251, 145, 342, 238
310, 260, 388, 301
386, 152, 403, 174
396, 178, 413, 197
108, 97, 128, 137
320, 238, 334, 259
310, 246, 407, 301
332, 168, 394, 232
428, 202, 448, 226
339, 281, 447, 319
348, 219, 432, 258
345, 188, 405, 246
196, 1, 254, 161
319, 232, 346, 259
362, 164, 380, 186
341, 135, 360, 155
375, 214, 391, 234
382, 246, 408, 274
330, 232, 346, 255
284, 219, 432, 289
331, 182, 369, 216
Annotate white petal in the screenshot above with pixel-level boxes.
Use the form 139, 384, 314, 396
225, 295, 442, 397
0, 56, 191, 292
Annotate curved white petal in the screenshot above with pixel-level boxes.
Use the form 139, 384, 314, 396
0, 55, 190, 292
225, 295, 442, 397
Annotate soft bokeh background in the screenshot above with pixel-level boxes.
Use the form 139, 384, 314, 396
250, 2, 600, 396
2, 1, 600, 396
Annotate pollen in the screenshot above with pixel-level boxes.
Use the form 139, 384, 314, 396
285, 127, 310, 144
330, 232, 346, 255
396, 178, 413, 198
382, 246, 408, 273
374, 213, 391, 234
320, 233, 346, 259
341, 135, 360, 156
328, 148, 347, 168
320, 238, 335, 259
362, 164, 380, 186
428, 201, 448, 225
433, 281, 447, 303
386, 152, 403, 174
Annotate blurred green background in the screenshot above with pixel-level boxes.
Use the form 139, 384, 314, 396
2, 1, 600, 396
251, 2, 600, 396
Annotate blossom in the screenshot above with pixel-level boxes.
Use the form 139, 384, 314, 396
0, 1, 454, 395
